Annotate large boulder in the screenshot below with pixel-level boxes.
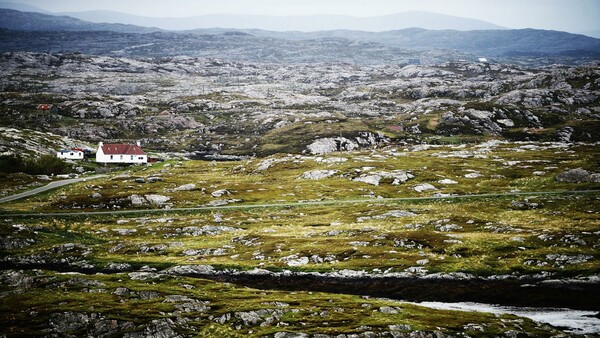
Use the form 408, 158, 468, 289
307, 137, 358, 155
555, 168, 591, 183
144, 194, 171, 206
129, 195, 146, 206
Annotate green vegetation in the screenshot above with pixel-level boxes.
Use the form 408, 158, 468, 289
4, 142, 598, 211
1, 142, 598, 336
0, 154, 72, 175
3, 192, 598, 277
0, 270, 562, 337
2, 142, 598, 276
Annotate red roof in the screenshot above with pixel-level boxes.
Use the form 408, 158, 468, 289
101, 143, 145, 155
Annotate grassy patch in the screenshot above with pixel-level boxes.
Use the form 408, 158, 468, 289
1, 142, 598, 336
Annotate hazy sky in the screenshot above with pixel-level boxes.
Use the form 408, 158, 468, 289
8, 0, 600, 33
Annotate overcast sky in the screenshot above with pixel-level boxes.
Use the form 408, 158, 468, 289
8, 0, 600, 33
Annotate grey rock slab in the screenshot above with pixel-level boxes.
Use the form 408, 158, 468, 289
438, 179, 458, 185
414, 183, 437, 192
163, 265, 216, 276
173, 183, 196, 191
300, 170, 338, 180
353, 175, 382, 186
144, 194, 171, 205
128, 272, 162, 281
211, 189, 230, 197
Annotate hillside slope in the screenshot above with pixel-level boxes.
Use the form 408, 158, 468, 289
0, 8, 161, 33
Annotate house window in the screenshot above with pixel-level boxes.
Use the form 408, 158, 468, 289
139, 157, 144, 160
120, 155, 123, 160
131, 155, 134, 160
110, 155, 113, 160
70, 152, 74, 156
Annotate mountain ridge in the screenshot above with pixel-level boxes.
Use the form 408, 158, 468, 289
55, 10, 506, 32
1, 8, 599, 62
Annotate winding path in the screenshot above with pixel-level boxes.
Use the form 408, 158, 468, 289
0, 175, 105, 204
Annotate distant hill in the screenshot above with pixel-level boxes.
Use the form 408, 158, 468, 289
185, 27, 600, 57
55, 10, 505, 32
0, 29, 420, 65
294, 28, 600, 56
0, 9, 599, 62
0, 1, 48, 13
0, 8, 161, 33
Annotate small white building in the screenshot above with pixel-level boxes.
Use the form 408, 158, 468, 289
477, 57, 489, 63
57, 148, 84, 160
96, 142, 147, 164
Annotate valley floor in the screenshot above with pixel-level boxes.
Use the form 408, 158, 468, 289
1, 141, 599, 336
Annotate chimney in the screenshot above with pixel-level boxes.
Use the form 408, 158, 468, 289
98, 142, 103, 148
136, 141, 141, 147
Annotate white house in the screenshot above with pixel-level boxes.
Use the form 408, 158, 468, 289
57, 148, 84, 160
478, 57, 489, 63
96, 142, 147, 164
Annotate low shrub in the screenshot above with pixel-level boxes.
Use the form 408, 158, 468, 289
0, 154, 72, 175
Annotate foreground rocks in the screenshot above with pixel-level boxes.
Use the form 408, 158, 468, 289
0, 268, 576, 337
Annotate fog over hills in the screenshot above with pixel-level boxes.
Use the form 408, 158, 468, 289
0, 1, 505, 32
0, 8, 161, 33
53, 10, 505, 32
0, 0, 47, 13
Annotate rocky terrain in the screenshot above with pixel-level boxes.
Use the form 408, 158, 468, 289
1, 52, 599, 159
0, 126, 91, 157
